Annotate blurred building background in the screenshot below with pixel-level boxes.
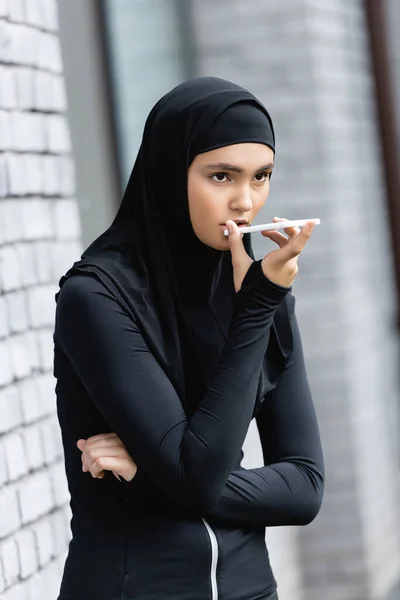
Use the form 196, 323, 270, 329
0, 0, 399, 599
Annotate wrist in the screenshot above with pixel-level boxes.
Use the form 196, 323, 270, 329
260, 261, 294, 290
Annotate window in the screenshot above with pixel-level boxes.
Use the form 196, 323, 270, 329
101, 0, 192, 186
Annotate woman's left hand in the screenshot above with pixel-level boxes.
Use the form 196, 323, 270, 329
77, 432, 137, 482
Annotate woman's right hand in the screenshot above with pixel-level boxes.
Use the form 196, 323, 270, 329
226, 217, 315, 291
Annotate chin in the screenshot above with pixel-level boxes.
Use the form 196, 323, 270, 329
200, 235, 228, 251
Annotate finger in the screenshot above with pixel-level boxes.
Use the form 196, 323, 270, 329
225, 220, 250, 266
91, 457, 127, 478
272, 216, 299, 239
77, 439, 87, 452
81, 452, 88, 472
85, 433, 119, 445
281, 220, 315, 259
85, 437, 124, 451
261, 230, 289, 248
83, 447, 128, 470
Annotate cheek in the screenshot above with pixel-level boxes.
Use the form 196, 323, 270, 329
188, 178, 213, 229
253, 186, 270, 214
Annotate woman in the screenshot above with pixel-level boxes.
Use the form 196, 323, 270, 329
54, 77, 324, 600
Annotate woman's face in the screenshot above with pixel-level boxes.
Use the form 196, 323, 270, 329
187, 143, 274, 250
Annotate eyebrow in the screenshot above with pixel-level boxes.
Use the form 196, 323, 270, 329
203, 162, 274, 173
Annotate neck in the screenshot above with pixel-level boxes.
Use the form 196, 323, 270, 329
168, 228, 222, 306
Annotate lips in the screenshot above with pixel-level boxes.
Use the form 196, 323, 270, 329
221, 220, 249, 226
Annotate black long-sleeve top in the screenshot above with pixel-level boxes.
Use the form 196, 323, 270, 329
54, 260, 324, 600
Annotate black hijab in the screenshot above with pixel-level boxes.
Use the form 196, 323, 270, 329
56, 77, 293, 415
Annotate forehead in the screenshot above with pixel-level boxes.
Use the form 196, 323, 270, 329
194, 143, 274, 167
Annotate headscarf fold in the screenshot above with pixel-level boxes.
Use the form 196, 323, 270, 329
56, 77, 293, 415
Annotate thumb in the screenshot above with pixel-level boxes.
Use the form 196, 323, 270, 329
77, 439, 87, 452
226, 220, 249, 265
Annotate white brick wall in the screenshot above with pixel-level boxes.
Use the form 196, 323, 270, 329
192, 1, 400, 599
0, 1, 81, 598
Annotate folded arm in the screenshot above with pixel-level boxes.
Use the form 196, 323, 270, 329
55, 262, 288, 513
203, 309, 324, 527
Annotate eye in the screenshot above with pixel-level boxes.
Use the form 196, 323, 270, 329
254, 171, 270, 183
211, 172, 230, 183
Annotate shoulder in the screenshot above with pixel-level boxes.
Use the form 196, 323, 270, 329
56, 272, 109, 310
55, 272, 133, 327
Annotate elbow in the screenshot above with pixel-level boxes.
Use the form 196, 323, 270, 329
297, 471, 325, 526
183, 482, 222, 515
189, 489, 221, 515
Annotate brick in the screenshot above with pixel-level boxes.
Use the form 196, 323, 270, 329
37, 31, 62, 73
2, 582, 29, 600
41, 417, 62, 465
14, 243, 38, 287
37, 328, 54, 371
0, 485, 21, 537
53, 199, 81, 240
26, 284, 56, 328
14, 67, 35, 110
18, 470, 54, 523
41, 0, 59, 32
8, 0, 25, 23
0, 110, 12, 150
21, 199, 53, 240
0, 340, 13, 387
11, 112, 46, 152
15, 528, 38, 579
0, 0, 8, 19
0, 386, 22, 434
0, 23, 22, 65
11, 24, 39, 67
32, 519, 54, 568
25, 154, 44, 195
4, 432, 28, 481
0, 201, 5, 246
0, 556, 5, 594
9, 333, 33, 380
49, 462, 69, 507
45, 114, 71, 153
0, 537, 20, 587
52, 75, 67, 111
0, 155, 7, 197
33, 70, 54, 111
0, 67, 17, 110
1, 200, 24, 243
36, 373, 56, 417
24, 330, 40, 371
43, 155, 61, 196
50, 509, 69, 556
5, 291, 29, 334
22, 423, 45, 471
32, 241, 53, 284
27, 559, 61, 600
0, 246, 22, 291
0, 440, 7, 486
0, 296, 10, 338
59, 156, 75, 196
19, 377, 41, 424
6, 154, 29, 196
25, 0, 41, 28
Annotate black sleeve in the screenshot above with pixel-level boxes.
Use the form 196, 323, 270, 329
203, 309, 324, 527
55, 261, 289, 513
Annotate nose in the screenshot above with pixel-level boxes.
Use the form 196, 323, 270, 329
231, 185, 253, 214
